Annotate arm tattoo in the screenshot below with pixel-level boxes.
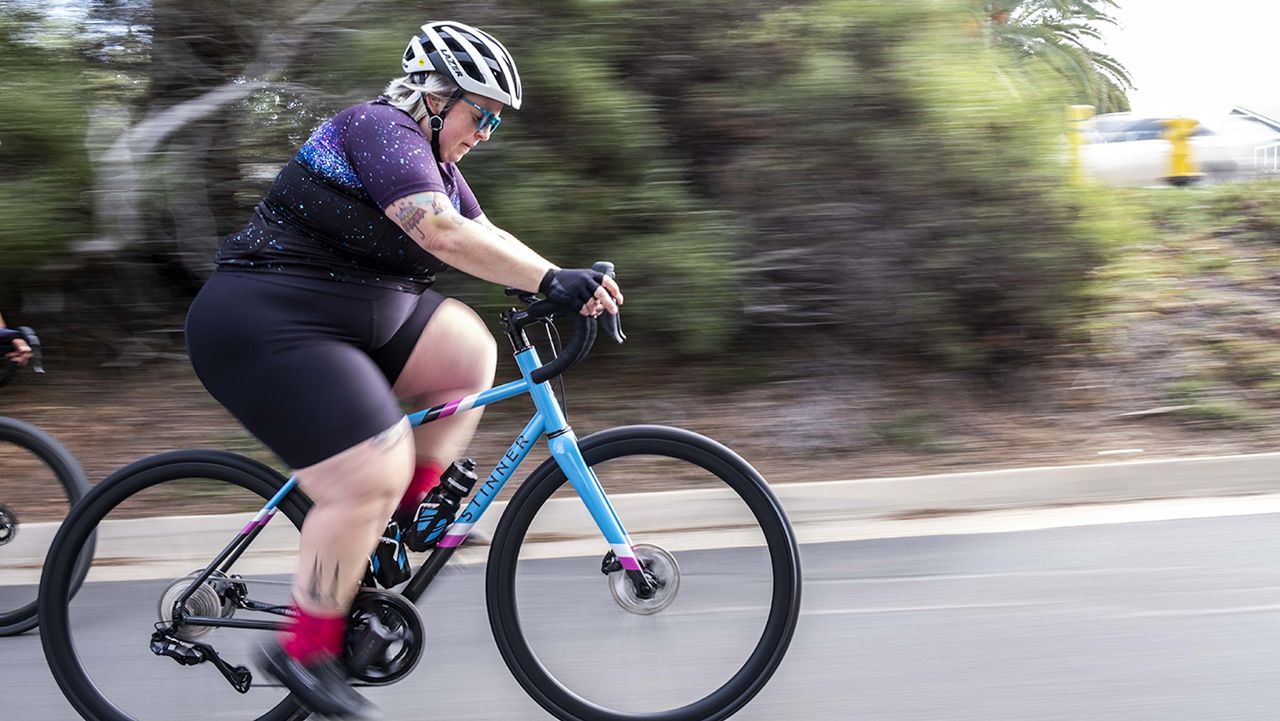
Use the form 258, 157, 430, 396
396, 205, 428, 233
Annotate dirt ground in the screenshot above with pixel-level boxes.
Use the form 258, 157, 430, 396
3, 350, 1278, 521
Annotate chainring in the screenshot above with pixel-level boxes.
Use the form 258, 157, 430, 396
343, 589, 424, 685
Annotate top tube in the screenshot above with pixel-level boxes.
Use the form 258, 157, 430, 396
408, 377, 530, 427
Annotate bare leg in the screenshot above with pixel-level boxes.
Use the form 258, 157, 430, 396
393, 298, 498, 467
291, 417, 415, 616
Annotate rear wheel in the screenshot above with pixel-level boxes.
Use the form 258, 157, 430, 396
487, 425, 802, 721
39, 450, 312, 721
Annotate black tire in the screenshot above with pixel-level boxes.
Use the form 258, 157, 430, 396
0, 415, 93, 635
39, 450, 312, 721
486, 425, 802, 721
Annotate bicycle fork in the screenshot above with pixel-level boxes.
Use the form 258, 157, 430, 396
547, 430, 657, 597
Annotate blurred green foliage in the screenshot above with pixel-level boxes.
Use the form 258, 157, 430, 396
1, 0, 1150, 373
972, 0, 1132, 114
0, 10, 92, 275
1080, 179, 1280, 428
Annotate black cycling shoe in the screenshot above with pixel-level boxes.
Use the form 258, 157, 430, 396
258, 640, 377, 720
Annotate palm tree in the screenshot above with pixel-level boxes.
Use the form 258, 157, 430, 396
974, 0, 1133, 112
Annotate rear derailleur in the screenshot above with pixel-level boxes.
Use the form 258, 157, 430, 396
150, 630, 252, 693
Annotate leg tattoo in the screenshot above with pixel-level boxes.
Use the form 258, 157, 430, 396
305, 557, 342, 610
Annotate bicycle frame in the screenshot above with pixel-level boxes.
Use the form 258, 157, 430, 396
175, 342, 645, 630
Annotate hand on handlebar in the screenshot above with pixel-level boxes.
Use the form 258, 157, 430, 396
6, 337, 32, 367
539, 268, 624, 318
581, 277, 623, 318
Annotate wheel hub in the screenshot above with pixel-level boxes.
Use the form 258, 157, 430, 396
0, 505, 17, 547
608, 543, 680, 615
157, 570, 237, 640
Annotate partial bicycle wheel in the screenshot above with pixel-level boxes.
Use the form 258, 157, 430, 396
487, 425, 802, 721
0, 415, 93, 636
39, 450, 312, 721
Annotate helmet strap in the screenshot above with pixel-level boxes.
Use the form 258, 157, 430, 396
426, 88, 465, 160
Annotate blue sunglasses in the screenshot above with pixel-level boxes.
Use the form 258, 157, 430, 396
457, 96, 502, 135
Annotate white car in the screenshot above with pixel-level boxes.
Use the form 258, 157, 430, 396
1080, 113, 1280, 186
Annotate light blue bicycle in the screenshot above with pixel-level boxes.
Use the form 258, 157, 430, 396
39, 263, 802, 721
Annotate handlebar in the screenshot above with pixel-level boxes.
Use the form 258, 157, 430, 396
502, 261, 625, 385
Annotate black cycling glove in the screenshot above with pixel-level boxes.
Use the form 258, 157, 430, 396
539, 268, 605, 310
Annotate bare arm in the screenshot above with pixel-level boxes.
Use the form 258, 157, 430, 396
474, 214, 523, 245
386, 192, 554, 292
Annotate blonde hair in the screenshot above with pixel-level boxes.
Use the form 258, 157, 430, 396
382, 72, 460, 122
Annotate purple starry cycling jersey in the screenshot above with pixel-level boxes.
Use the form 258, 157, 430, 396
215, 99, 482, 292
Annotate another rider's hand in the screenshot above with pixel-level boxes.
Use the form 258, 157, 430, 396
6, 338, 32, 367
539, 268, 624, 317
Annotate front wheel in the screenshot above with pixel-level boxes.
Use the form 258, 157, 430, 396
487, 425, 802, 721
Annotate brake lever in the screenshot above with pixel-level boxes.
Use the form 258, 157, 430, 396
598, 312, 625, 344
590, 262, 626, 344
18, 327, 44, 374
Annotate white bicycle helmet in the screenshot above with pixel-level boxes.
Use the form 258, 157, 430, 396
402, 21, 523, 109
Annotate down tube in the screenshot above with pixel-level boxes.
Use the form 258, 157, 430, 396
435, 413, 547, 548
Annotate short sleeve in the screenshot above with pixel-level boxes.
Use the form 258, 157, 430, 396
344, 103, 447, 209
453, 168, 483, 220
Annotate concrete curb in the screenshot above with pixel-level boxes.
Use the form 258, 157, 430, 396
778, 450, 1280, 520
4, 451, 1279, 582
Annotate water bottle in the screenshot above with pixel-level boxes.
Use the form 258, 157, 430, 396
404, 459, 478, 552
366, 519, 410, 588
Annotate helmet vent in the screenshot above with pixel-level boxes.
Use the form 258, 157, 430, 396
402, 20, 522, 109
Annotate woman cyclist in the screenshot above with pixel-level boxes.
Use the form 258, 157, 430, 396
184, 20, 621, 719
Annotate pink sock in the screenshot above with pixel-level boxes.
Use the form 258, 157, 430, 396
396, 462, 443, 519
280, 605, 347, 663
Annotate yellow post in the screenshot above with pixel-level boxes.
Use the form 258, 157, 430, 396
1066, 104, 1094, 183
1160, 117, 1204, 186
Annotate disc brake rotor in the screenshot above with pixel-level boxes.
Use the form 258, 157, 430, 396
608, 543, 680, 615
0, 505, 17, 546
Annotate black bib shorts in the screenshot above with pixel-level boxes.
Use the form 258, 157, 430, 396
185, 271, 445, 469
